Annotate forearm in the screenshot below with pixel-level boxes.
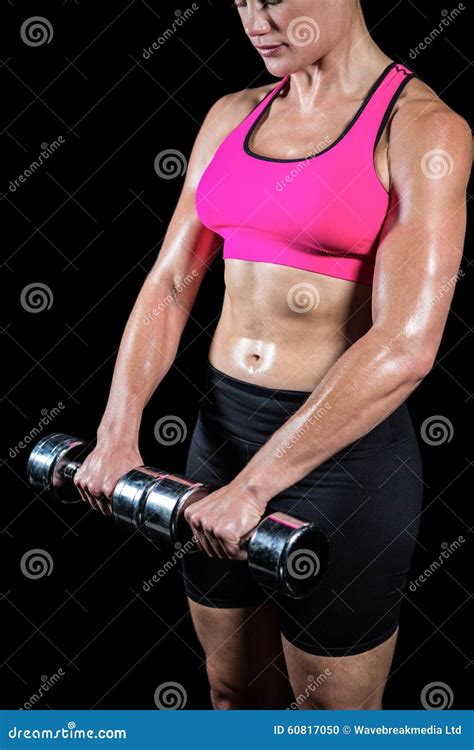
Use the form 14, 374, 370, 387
234, 330, 429, 507
96, 268, 199, 447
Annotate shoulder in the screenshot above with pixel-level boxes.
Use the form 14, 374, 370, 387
388, 74, 472, 184
186, 81, 275, 187
202, 81, 274, 139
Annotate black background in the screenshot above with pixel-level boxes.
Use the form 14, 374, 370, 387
1, 0, 472, 711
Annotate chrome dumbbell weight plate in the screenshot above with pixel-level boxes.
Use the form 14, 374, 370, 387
141, 474, 210, 549
248, 511, 331, 598
112, 467, 167, 532
112, 470, 209, 551
27, 432, 89, 504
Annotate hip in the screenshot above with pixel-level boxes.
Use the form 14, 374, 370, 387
198, 359, 421, 460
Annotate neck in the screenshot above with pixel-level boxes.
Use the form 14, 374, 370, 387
287, 18, 391, 106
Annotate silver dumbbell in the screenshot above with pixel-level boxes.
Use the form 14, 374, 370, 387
27, 433, 330, 598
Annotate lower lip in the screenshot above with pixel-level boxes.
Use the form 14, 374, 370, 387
257, 45, 283, 57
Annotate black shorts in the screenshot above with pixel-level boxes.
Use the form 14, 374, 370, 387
179, 361, 424, 657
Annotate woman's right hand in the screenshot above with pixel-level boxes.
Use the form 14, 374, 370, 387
73, 441, 144, 517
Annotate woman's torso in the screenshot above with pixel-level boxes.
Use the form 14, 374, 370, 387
199, 61, 419, 390
210, 262, 373, 390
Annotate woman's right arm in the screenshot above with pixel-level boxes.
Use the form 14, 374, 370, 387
73, 91, 243, 515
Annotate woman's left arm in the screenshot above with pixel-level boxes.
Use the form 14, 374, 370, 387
184, 100, 472, 559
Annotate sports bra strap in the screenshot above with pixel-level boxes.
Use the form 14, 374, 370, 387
244, 74, 289, 129
350, 62, 417, 154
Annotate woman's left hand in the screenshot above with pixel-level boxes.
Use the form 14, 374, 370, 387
183, 481, 267, 560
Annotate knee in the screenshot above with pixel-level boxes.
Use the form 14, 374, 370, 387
209, 684, 247, 710
210, 685, 286, 710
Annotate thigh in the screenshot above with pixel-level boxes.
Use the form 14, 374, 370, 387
179, 411, 268, 608
258, 430, 424, 669
282, 626, 399, 710
269, 434, 423, 709
188, 598, 288, 708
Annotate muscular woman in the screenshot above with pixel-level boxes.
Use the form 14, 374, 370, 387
74, 0, 471, 710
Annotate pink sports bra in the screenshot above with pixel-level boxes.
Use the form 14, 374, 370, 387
195, 61, 416, 286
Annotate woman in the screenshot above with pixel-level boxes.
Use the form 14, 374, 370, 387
74, 0, 471, 710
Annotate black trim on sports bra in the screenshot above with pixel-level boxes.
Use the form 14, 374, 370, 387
244, 60, 400, 163
373, 73, 417, 152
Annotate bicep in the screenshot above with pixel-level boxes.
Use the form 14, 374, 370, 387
371, 102, 472, 369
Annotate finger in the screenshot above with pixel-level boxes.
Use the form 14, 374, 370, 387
212, 526, 241, 559
203, 530, 226, 559
194, 526, 215, 557
72, 473, 87, 504
74, 481, 89, 505
74, 474, 96, 509
184, 506, 217, 556
221, 539, 248, 561
102, 488, 114, 517
96, 497, 110, 516
186, 530, 201, 552
183, 504, 208, 530
193, 536, 206, 554
191, 532, 206, 555
92, 493, 110, 516
207, 527, 233, 559
85, 490, 101, 512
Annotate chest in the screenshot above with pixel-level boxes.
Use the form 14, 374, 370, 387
247, 93, 391, 191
